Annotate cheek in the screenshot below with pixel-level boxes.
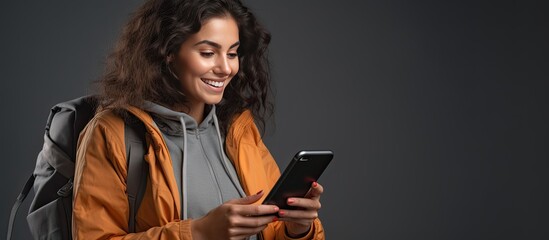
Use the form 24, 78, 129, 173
231, 60, 240, 77
177, 53, 211, 78
185, 58, 212, 76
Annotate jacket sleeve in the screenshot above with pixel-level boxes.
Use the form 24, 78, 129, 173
235, 121, 325, 240
72, 114, 193, 239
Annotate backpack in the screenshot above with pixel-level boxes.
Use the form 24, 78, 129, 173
7, 95, 149, 240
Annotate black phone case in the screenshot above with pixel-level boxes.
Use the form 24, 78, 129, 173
263, 150, 333, 209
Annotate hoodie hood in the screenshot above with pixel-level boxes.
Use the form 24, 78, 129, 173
138, 101, 245, 220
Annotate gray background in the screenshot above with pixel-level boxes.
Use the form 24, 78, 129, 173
1, 0, 548, 239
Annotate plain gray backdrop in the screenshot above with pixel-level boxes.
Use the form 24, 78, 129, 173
1, 0, 548, 239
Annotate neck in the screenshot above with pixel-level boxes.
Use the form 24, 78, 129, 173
173, 101, 206, 124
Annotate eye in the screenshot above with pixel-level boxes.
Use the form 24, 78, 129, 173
227, 52, 239, 59
200, 51, 215, 58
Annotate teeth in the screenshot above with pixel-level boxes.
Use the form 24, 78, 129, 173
203, 79, 224, 88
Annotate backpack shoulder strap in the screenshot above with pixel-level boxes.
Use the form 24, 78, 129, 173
124, 114, 148, 233
7, 175, 34, 240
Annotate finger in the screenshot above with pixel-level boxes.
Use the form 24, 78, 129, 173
232, 214, 278, 227
304, 182, 324, 199
286, 197, 321, 210
230, 225, 268, 239
227, 190, 264, 205
232, 204, 279, 217
277, 217, 313, 226
278, 209, 318, 220
230, 235, 250, 240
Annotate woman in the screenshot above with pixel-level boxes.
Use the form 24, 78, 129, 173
72, 0, 325, 239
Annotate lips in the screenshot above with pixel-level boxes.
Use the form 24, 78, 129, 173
201, 78, 225, 88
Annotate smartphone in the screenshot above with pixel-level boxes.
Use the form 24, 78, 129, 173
263, 150, 333, 209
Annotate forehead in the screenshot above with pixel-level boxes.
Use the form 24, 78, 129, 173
188, 16, 240, 46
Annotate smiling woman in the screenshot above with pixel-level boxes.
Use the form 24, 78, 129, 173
168, 16, 240, 122
71, 0, 326, 239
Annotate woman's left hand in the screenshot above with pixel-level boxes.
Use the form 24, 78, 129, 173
279, 182, 324, 238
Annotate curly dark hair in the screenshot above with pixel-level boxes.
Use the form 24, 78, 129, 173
99, 0, 272, 134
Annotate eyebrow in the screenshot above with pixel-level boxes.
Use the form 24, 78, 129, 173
194, 40, 240, 49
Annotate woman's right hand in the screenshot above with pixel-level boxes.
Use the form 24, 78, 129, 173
191, 190, 279, 240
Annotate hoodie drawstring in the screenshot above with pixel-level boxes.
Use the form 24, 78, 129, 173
212, 113, 246, 198
179, 116, 189, 220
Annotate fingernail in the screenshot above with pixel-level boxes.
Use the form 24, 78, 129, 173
272, 217, 278, 222
255, 190, 263, 195
279, 210, 285, 216
287, 198, 295, 204
313, 182, 318, 187
274, 206, 279, 211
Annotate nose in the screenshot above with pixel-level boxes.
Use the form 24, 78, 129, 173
213, 55, 232, 76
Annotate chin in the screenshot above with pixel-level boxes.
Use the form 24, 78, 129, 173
203, 96, 224, 105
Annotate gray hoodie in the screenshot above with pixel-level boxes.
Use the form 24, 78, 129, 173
141, 101, 246, 220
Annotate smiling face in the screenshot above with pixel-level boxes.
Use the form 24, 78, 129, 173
169, 15, 240, 113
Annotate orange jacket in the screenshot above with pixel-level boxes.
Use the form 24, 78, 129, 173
73, 106, 325, 239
